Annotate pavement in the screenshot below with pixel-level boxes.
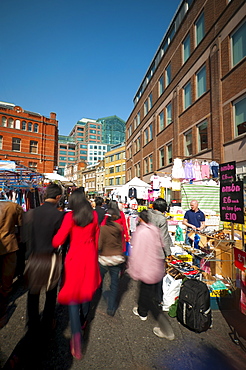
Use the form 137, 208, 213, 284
1, 274, 246, 370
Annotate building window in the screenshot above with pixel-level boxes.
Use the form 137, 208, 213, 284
231, 21, 246, 67
144, 129, 149, 145
159, 148, 165, 167
115, 177, 121, 185
158, 75, 164, 96
2, 116, 7, 127
165, 64, 171, 87
166, 103, 172, 125
60, 151, 67, 155
0, 135, 2, 150
109, 167, 114, 174
137, 111, 141, 125
195, 12, 205, 46
68, 151, 75, 156
15, 119, 20, 129
33, 124, 39, 133
148, 93, 153, 110
28, 122, 32, 131
12, 137, 21, 151
109, 178, 114, 186
8, 118, 14, 128
184, 82, 191, 109
196, 65, 206, 98
29, 162, 37, 170
90, 135, 96, 139
185, 131, 192, 156
198, 121, 208, 151
60, 145, 67, 149
149, 124, 153, 140
30, 140, 38, 154
59, 156, 67, 160
159, 111, 164, 132
144, 158, 148, 174
234, 95, 246, 137
183, 34, 190, 63
144, 100, 148, 116
149, 155, 153, 172
115, 165, 121, 172
167, 143, 173, 164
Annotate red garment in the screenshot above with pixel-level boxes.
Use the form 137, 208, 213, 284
101, 211, 129, 252
52, 211, 101, 305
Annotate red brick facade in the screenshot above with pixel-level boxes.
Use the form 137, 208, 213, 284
126, 0, 246, 183
0, 102, 58, 173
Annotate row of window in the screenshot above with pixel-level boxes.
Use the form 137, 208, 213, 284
0, 136, 38, 153
105, 152, 125, 162
106, 176, 125, 186
106, 164, 125, 174
1, 117, 39, 132
130, 18, 246, 138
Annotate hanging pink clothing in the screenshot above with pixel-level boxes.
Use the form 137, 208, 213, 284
201, 162, 210, 179
193, 160, 202, 181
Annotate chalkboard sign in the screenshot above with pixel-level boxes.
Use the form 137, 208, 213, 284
219, 161, 236, 183
220, 181, 244, 224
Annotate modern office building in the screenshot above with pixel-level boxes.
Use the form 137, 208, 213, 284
125, 0, 246, 183
0, 101, 59, 173
58, 115, 125, 174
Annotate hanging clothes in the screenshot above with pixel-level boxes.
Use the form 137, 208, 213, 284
210, 161, 219, 178
201, 161, 210, 179
184, 160, 195, 180
172, 158, 185, 179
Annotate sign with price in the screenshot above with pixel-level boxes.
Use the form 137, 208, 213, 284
234, 248, 246, 272
219, 161, 236, 183
220, 181, 244, 224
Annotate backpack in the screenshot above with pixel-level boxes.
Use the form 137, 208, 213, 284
177, 279, 212, 333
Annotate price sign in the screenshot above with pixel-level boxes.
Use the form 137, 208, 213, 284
234, 247, 246, 272
220, 181, 244, 224
219, 161, 236, 183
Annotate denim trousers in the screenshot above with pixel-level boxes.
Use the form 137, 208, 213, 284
99, 263, 121, 315
69, 302, 90, 335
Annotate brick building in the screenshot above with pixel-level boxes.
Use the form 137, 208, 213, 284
0, 101, 59, 173
125, 0, 246, 184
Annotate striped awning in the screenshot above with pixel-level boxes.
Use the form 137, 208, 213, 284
181, 184, 220, 214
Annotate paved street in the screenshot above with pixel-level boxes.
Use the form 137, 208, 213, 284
1, 274, 246, 370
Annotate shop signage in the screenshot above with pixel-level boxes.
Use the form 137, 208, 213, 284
219, 161, 236, 183
234, 248, 246, 272
220, 181, 244, 224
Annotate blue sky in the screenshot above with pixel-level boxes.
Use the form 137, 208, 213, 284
1, 0, 181, 135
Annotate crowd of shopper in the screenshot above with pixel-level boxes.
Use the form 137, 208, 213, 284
0, 184, 175, 361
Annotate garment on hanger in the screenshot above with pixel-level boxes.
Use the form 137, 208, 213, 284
172, 179, 181, 191
150, 174, 160, 190
184, 160, 195, 180
159, 176, 172, 189
172, 158, 185, 179
193, 160, 202, 181
210, 161, 219, 178
201, 160, 210, 179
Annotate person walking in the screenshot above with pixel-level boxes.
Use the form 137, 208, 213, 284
128, 210, 175, 340
98, 208, 125, 317
52, 189, 101, 360
23, 183, 64, 337
94, 197, 106, 225
0, 196, 23, 328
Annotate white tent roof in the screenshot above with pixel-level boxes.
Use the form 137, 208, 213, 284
125, 177, 151, 188
44, 172, 74, 185
117, 177, 151, 199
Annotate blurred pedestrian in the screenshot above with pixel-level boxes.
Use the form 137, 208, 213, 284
101, 200, 130, 253
23, 184, 64, 336
128, 210, 175, 340
98, 208, 125, 316
52, 189, 101, 360
95, 197, 106, 225
0, 197, 23, 328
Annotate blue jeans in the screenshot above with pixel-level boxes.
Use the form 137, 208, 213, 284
99, 263, 121, 315
69, 302, 90, 335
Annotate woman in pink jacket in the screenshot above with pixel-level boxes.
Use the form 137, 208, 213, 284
128, 210, 175, 340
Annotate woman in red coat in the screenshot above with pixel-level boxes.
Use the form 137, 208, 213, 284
52, 189, 101, 360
